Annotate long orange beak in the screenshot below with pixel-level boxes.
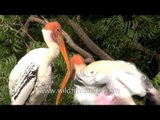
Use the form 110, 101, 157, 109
56, 70, 72, 105
55, 34, 71, 105
56, 35, 70, 70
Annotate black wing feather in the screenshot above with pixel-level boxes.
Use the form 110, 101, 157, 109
11, 63, 38, 104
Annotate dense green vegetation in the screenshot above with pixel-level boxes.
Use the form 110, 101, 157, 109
0, 15, 160, 105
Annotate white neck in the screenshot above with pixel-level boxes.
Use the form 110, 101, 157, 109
42, 29, 60, 64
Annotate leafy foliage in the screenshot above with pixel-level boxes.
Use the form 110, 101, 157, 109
0, 16, 24, 105
0, 15, 160, 105
79, 15, 160, 77
153, 72, 160, 90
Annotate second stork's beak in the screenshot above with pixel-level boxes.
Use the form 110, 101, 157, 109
55, 33, 72, 105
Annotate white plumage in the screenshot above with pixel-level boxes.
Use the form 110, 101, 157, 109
60, 54, 160, 105
9, 22, 69, 105
73, 60, 147, 105
9, 48, 54, 105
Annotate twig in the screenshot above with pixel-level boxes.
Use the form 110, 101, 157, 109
133, 41, 160, 70
18, 15, 46, 38
62, 30, 95, 63
59, 15, 114, 60
20, 28, 35, 41
17, 15, 47, 49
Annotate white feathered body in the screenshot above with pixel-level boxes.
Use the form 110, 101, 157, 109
9, 48, 56, 105
74, 60, 147, 105
9, 28, 61, 105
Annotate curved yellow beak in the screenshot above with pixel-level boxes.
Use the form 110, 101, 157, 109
55, 34, 71, 105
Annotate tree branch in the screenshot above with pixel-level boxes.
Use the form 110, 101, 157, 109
133, 40, 160, 71
62, 30, 95, 63
18, 15, 47, 38
133, 41, 156, 57
17, 15, 94, 63
155, 54, 160, 71
60, 15, 114, 60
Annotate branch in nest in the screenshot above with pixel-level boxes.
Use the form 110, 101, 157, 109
60, 15, 113, 60
62, 30, 95, 63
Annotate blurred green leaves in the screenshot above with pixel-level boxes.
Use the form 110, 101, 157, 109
0, 15, 160, 105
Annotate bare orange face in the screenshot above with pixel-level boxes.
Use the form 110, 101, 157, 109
70, 54, 85, 69
44, 22, 62, 35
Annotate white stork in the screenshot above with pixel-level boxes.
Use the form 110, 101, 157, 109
56, 54, 160, 105
8, 21, 70, 105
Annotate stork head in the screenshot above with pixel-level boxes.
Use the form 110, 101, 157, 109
42, 21, 69, 69
56, 54, 86, 105
42, 21, 70, 71
69, 54, 86, 79
70, 54, 85, 70
44, 21, 62, 39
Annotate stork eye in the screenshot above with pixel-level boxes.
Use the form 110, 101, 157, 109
56, 28, 60, 31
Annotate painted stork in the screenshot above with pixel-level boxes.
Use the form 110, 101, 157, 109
9, 21, 70, 105
56, 54, 160, 105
